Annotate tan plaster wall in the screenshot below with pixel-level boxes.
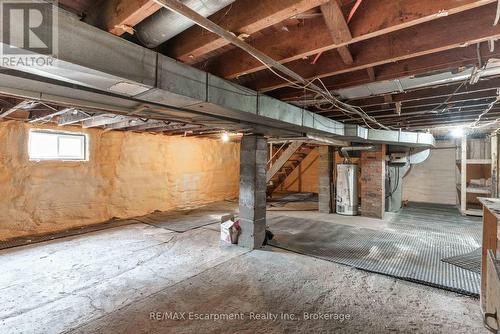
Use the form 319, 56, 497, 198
0, 121, 239, 240
402, 140, 456, 205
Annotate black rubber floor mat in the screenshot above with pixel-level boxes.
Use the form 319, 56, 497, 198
441, 248, 481, 274
0, 219, 138, 251
267, 213, 481, 296
268, 192, 318, 206
135, 202, 238, 232
267, 192, 318, 211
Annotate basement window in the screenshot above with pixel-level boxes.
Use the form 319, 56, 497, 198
28, 130, 88, 161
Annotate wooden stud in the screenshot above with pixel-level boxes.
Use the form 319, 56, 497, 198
461, 135, 467, 214
491, 134, 499, 198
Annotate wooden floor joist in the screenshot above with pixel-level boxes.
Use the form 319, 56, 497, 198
320, 0, 353, 65
164, 0, 330, 63
86, 0, 161, 35
273, 44, 499, 101
243, 3, 500, 91
203, 0, 496, 80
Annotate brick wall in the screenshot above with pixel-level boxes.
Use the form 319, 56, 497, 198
360, 145, 386, 219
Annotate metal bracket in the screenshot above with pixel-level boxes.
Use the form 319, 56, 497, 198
483, 312, 498, 333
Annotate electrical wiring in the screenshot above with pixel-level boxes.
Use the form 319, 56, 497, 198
427, 80, 468, 114
206, 24, 386, 128
256, 60, 385, 129
155, 0, 389, 130
469, 91, 500, 127
307, 77, 382, 129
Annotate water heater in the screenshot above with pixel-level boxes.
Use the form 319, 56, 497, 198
336, 164, 358, 215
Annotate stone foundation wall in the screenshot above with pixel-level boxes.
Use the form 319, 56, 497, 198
0, 121, 239, 239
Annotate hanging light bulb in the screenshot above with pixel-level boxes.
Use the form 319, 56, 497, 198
221, 132, 230, 142
450, 127, 464, 138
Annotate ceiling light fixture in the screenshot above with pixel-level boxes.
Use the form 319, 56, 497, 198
450, 127, 465, 138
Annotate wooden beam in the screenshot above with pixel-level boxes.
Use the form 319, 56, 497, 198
245, 4, 500, 91
86, 0, 161, 36
349, 110, 500, 126
164, 0, 329, 63
328, 105, 498, 125
320, 0, 353, 64
377, 108, 500, 124
366, 67, 376, 82
480, 204, 499, 309
385, 113, 500, 128
273, 45, 495, 101
327, 94, 500, 118
155, 0, 341, 101
206, 0, 495, 79
491, 134, 499, 198
327, 89, 500, 115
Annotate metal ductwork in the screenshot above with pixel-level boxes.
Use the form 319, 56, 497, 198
339, 146, 375, 160
136, 0, 235, 48
0, 8, 436, 148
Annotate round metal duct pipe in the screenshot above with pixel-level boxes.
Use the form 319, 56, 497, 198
136, 0, 236, 48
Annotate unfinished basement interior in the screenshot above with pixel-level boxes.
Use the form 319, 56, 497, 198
2, 0, 500, 333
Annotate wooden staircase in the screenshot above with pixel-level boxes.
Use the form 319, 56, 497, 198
266, 141, 315, 196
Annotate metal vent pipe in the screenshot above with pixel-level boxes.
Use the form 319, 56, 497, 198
136, 0, 235, 48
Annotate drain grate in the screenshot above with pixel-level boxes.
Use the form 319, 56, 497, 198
441, 248, 481, 274
267, 208, 481, 296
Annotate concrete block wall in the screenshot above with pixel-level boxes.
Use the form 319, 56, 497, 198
238, 135, 267, 249
318, 146, 334, 213
360, 145, 386, 219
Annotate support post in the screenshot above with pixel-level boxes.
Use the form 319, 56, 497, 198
491, 134, 498, 198
238, 135, 267, 249
461, 135, 467, 214
318, 146, 334, 213
360, 144, 386, 219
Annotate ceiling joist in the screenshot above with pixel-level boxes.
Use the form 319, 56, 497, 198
203, 0, 495, 81
164, 0, 330, 63
87, 0, 161, 35
245, 3, 500, 91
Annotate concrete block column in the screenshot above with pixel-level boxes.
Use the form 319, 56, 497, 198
238, 135, 267, 249
360, 145, 386, 219
318, 146, 334, 213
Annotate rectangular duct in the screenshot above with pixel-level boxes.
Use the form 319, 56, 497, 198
0, 7, 435, 147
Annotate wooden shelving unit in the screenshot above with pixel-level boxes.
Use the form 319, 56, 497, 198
456, 135, 498, 217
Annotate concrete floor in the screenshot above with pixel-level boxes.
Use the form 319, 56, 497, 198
0, 214, 488, 334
